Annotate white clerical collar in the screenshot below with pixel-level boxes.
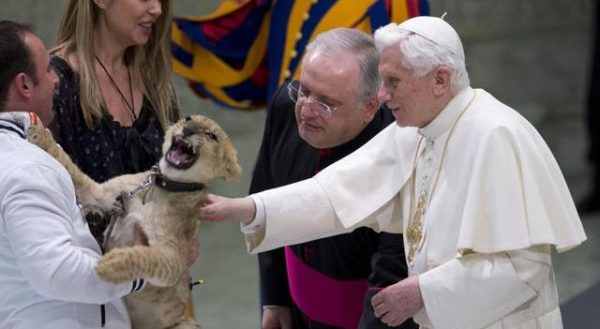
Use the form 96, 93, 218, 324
418, 87, 475, 141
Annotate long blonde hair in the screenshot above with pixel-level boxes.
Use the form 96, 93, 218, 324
52, 0, 180, 129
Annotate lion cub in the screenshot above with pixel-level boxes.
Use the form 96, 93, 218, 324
27, 115, 241, 329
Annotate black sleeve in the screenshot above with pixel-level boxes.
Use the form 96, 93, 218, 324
358, 232, 417, 329
248, 89, 279, 195
258, 249, 292, 307
250, 84, 293, 307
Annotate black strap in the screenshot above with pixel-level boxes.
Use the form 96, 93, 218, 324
100, 304, 106, 327
154, 173, 205, 192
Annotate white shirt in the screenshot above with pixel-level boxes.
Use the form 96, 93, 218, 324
0, 117, 142, 329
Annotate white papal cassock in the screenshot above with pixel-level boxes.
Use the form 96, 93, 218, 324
243, 87, 586, 329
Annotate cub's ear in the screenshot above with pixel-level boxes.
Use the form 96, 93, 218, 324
220, 144, 242, 181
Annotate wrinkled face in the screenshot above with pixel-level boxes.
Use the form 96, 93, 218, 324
294, 50, 375, 149
24, 34, 58, 126
159, 115, 241, 183
377, 46, 436, 128
95, 0, 163, 47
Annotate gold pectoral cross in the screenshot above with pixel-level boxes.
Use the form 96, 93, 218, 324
407, 192, 426, 265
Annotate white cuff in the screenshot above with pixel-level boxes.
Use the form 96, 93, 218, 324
240, 195, 265, 234
262, 305, 289, 310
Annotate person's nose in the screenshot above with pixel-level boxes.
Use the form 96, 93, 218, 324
377, 86, 391, 104
149, 0, 162, 17
299, 99, 320, 119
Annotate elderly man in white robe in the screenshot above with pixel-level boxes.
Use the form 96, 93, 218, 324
201, 16, 587, 329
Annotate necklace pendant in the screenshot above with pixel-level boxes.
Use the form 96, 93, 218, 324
407, 244, 416, 266
407, 192, 427, 266
416, 193, 425, 209
407, 194, 425, 242
406, 213, 421, 244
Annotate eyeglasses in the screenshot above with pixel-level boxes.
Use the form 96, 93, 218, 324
287, 81, 340, 119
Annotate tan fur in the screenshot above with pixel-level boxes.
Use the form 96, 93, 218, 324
27, 115, 241, 329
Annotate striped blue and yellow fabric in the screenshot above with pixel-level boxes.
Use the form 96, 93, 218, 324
171, 0, 430, 110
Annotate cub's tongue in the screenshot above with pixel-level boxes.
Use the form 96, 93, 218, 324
168, 148, 193, 165
171, 148, 192, 162
166, 135, 198, 169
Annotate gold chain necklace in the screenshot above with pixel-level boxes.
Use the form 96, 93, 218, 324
406, 90, 478, 266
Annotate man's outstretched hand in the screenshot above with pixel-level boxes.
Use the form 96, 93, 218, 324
200, 194, 256, 225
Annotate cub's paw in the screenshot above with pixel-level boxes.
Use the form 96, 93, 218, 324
96, 248, 140, 283
109, 194, 127, 218
26, 124, 55, 151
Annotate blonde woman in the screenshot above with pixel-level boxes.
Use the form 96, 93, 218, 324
50, 0, 181, 241
49, 0, 200, 323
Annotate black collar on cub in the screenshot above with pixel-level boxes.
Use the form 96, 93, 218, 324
151, 166, 205, 192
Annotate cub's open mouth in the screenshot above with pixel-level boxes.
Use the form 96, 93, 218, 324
166, 135, 198, 169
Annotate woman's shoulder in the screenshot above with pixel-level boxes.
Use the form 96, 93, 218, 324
51, 55, 79, 90
50, 55, 85, 139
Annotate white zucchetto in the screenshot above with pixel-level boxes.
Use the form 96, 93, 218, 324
398, 16, 465, 62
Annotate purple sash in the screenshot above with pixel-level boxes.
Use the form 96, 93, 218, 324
285, 247, 367, 328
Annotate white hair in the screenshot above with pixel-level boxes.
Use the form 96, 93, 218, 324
374, 23, 470, 93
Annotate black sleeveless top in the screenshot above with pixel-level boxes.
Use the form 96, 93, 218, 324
50, 56, 174, 182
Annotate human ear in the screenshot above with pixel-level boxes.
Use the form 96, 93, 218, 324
432, 66, 451, 96
14, 73, 33, 100
362, 95, 379, 123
